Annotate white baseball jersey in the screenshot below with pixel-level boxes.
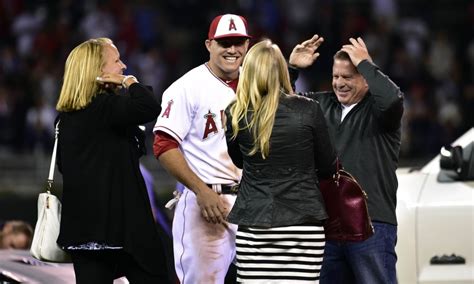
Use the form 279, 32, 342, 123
154, 63, 241, 284
153, 63, 241, 184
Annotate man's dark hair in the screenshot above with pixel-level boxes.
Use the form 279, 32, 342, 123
333, 50, 351, 61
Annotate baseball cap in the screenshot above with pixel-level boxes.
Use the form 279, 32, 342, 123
208, 14, 251, 40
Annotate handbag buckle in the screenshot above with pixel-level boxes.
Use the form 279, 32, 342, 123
334, 171, 340, 187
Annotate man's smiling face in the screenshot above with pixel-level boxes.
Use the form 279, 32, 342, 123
332, 58, 368, 106
205, 37, 250, 81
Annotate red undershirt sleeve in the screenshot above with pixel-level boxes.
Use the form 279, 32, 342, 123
153, 130, 180, 159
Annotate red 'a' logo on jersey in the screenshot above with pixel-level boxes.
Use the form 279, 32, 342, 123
161, 99, 173, 118
229, 18, 237, 31
203, 110, 218, 139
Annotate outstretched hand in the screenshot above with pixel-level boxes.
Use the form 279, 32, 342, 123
289, 34, 324, 69
340, 37, 373, 67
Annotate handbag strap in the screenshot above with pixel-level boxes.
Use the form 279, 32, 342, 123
47, 121, 60, 192
334, 157, 342, 186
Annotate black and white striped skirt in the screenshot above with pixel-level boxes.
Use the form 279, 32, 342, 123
236, 225, 325, 283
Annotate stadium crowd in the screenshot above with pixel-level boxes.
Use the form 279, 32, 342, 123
0, 0, 472, 162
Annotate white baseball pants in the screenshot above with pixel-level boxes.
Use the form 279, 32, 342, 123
173, 187, 237, 284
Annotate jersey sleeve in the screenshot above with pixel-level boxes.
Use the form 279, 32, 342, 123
153, 82, 194, 143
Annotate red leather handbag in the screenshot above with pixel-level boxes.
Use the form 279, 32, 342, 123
319, 161, 374, 242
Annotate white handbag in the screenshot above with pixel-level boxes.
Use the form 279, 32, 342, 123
30, 121, 71, 263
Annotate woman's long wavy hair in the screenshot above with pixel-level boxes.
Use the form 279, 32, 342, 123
230, 39, 293, 159
56, 38, 112, 112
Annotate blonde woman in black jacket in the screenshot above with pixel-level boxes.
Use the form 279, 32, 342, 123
55, 38, 170, 283
225, 39, 337, 283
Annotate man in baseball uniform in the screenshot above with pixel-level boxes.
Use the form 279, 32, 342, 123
153, 14, 250, 284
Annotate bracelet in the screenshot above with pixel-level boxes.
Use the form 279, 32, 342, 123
121, 75, 138, 89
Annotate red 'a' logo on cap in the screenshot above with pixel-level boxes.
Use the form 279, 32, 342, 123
228, 18, 237, 31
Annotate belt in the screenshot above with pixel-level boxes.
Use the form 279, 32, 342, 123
207, 184, 239, 195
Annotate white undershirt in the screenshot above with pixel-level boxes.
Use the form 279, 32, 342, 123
341, 103, 357, 122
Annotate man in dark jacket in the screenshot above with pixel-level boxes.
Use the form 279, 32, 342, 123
289, 36, 404, 284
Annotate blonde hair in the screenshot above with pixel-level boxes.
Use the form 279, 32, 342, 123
56, 38, 112, 112
230, 39, 293, 159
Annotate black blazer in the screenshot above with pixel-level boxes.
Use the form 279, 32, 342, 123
225, 94, 337, 228
56, 83, 163, 274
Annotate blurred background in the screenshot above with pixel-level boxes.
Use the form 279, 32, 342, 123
0, 0, 472, 227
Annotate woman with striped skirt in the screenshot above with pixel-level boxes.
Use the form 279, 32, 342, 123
224, 38, 336, 283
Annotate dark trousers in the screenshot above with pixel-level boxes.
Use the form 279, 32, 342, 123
320, 222, 398, 284
70, 250, 170, 284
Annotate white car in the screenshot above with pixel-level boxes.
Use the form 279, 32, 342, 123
396, 128, 474, 283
